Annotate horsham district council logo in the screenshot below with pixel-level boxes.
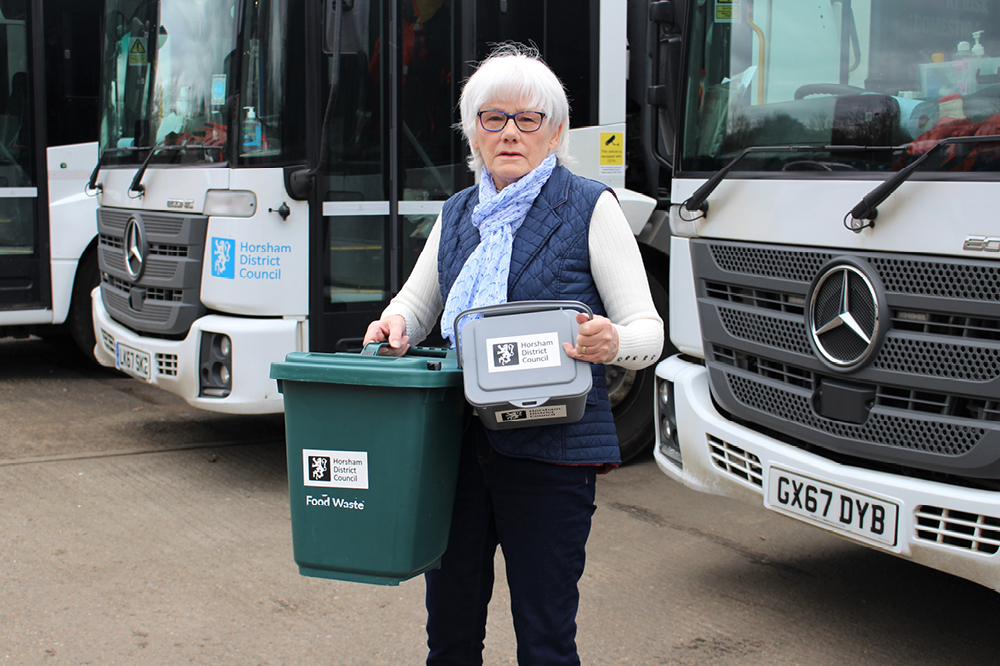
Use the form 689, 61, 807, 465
493, 341, 519, 368
211, 237, 235, 279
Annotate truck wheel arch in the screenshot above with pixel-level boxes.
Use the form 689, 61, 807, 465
67, 242, 100, 361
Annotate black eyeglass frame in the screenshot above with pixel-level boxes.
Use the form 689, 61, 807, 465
476, 110, 548, 133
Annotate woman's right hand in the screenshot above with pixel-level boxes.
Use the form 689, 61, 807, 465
363, 315, 410, 356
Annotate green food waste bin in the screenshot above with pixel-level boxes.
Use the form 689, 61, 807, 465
270, 346, 465, 585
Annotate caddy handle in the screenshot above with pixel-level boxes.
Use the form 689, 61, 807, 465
454, 300, 593, 368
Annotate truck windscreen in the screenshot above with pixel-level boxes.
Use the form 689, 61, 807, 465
679, 0, 1000, 175
99, 0, 237, 166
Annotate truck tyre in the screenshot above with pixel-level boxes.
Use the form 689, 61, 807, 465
609, 270, 676, 463
67, 248, 100, 361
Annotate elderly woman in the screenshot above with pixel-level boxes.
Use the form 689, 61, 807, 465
363, 44, 663, 666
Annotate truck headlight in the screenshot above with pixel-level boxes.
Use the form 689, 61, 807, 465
656, 378, 682, 468
204, 190, 257, 217
200, 332, 232, 397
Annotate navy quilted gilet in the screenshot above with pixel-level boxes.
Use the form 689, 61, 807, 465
438, 165, 621, 464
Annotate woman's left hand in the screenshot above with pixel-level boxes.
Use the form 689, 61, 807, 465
563, 313, 619, 364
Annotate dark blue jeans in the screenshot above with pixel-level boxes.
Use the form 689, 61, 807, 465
425, 420, 598, 666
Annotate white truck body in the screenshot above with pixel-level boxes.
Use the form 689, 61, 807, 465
654, 0, 1000, 591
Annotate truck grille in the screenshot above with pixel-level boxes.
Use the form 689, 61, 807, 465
915, 506, 1000, 554
708, 435, 763, 487
711, 305, 1000, 383
97, 208, 207, 337
156, 353, 179, 376
725, 370, 985, 456
709, 244, 1000, 301
694, 240, 1000, 479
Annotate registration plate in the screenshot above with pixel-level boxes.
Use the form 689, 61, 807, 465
765, 467, 899, 547
115, 342, 151, 381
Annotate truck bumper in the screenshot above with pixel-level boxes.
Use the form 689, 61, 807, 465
93, 290, 299, 414
653, 355, 1000, 592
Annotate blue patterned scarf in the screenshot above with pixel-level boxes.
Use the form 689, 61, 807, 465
441, 153, 558, 344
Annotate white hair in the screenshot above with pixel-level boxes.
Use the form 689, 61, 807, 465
458, 43, 571, 173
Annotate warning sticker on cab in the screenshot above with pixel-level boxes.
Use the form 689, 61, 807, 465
128, 38, 147, 66
486, 332, 562, 373
600, 132, 624, 176
496, 405, 569, 424
714, 0, 740, 22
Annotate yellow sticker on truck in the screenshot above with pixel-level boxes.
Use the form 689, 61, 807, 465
714, 0, 740, 23
128, 38, 147, 65
600, 132, 624, 176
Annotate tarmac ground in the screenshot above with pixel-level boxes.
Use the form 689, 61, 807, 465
2, 336, 999, 665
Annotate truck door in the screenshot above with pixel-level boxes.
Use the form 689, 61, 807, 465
311, 0, 472, 352
0, 1, 45, 313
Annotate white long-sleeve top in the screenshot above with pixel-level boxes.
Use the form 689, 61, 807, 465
383, 190, 664, 370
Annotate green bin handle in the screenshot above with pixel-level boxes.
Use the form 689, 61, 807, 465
454, 300, 593, 369
360, 342, 388, 356
360, 342, 450, 359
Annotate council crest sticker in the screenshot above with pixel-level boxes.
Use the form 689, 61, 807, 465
492, 341, 519, 368
211, 237, 235, 279
486, 332, 561, 373
302, 449, 369, 489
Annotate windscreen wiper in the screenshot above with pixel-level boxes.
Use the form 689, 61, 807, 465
128, 144, 222, 198
846, 133, 1000, 232
86, 144, 220, 196
682, 143, 903, 217
86, 146, 147, 195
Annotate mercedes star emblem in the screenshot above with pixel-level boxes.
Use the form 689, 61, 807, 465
124, 217, 146, 281
808, 263, 881, 368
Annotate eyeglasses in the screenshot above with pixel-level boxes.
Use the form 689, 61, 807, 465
477, 110, 547, 133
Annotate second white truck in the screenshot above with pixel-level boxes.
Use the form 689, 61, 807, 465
654, 0, 1000, 591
